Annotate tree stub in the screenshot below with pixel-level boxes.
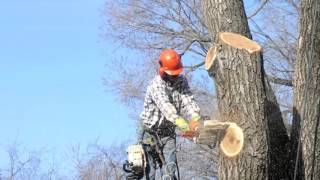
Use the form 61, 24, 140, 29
205, 32, 262, 71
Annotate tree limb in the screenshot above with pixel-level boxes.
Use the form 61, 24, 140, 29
267, 75, 293, 86
184, 61, 205, 71
248, 0, 269, 19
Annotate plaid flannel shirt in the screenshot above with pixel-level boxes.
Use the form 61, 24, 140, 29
140, 75, 200, 129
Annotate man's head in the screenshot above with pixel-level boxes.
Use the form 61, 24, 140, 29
158, 49, 183, 80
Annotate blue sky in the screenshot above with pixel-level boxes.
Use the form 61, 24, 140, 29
0, 0, 294, 172
0, 0, 136, 167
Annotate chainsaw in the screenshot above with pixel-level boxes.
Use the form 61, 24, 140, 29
123, 131, 175, 180
122, 144, 146, 179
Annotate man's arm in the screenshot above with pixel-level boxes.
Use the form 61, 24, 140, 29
149, 80, 190, 132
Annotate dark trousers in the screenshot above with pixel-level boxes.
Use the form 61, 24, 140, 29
143, 122, 179, 180
145, 135, 178, 180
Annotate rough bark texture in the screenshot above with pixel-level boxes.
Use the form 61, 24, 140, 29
293, 0, 320, 179
209, 44, 268, 180
203, 0, 290, 179
202, 0, 251, 39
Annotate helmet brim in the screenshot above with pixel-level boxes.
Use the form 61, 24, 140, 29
164, 67, 183, 75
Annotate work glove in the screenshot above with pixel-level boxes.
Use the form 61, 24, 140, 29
175, 117, 190, 132
180, 130, 197, 138
189, 115, 201, 131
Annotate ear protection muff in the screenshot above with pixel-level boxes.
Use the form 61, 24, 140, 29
158, 60, 165, 77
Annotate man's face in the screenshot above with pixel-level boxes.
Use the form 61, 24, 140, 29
165, 73, 179, 82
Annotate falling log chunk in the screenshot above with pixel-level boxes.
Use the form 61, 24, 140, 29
196, 120, 244, 158
203, 120, 230, 131
219, 122, 244, 158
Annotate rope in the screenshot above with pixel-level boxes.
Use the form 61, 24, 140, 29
293, 130, 302, 180
310, 105, 320, 180
175, 137, 181, 180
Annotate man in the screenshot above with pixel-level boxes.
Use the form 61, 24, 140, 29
140, 49, 201, 180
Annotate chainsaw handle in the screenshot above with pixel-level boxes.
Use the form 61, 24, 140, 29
122, 160, 133, 173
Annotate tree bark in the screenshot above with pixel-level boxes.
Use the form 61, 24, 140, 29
203, 0, 290, 179
292, 0, 320, 179
207, 35, 268, 180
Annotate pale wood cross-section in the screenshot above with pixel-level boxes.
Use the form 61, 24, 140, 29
219, 32, 262, 53
196, 120, 244, 159
205, 32, 262, 71
204, 46, 217, 70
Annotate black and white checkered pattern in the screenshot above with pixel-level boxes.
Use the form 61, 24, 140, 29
140, 75, 200, 129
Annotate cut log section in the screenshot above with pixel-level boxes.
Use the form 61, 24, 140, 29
219, 32, 262, 53
219, 122, 244, 158
196, 120, 244, 158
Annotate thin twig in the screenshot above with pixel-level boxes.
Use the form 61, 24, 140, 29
184, 61, 205, 71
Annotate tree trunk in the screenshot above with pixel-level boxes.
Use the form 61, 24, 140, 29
293, 0, 320, 179
206, 33, 268, 180
203, 0, 290, 179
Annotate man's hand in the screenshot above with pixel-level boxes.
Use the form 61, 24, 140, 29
189, 115, 201, 131
175, 117, 190, 132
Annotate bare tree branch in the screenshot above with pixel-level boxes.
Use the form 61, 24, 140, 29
248, 0, 269, 19
267, 75, 293, 86
184, 61, 205, 71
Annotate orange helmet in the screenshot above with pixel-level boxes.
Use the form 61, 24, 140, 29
159, 49, 183, 76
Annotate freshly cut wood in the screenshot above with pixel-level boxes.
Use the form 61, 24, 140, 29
196, 120, 244, 158
219, 32, 262, 53
219, 122, 244, 158
205, 46, 217, 70
204, 32, 262, 71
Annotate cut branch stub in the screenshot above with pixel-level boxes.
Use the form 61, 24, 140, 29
205, 46, 217, 70
219, 32, 262, 53
204, 32, 262, 71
